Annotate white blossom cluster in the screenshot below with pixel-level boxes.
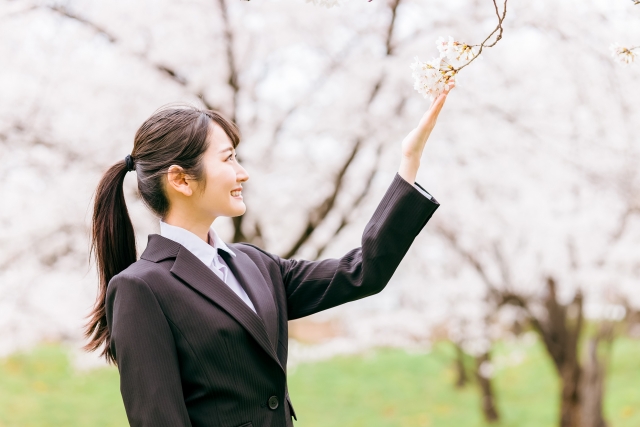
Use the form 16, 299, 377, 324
411, 36, 479, 101
410, 57, 452, 102
609, 42, 637, 65
436, 36, 480, 67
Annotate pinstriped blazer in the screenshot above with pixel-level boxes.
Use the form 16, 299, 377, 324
105, 173, 439, 427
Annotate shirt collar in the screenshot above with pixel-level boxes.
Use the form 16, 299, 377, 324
208, 227, 236, 257
159, 221, 236, 267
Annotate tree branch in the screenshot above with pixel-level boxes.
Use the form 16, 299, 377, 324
282, 137, 363, 259
312, 142, 384, 260
276, 0, 404, 257
46, 5, 117, 43
434, 224, 502, 294
264, 34, 361, 159
455, 0, 508, 73
216, 0, 240, 124
385, 0, 402, 56
44, 4, 193, 89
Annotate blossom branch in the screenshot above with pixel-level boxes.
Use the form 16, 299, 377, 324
457, 0, 508, 73
411, 0, 509, 100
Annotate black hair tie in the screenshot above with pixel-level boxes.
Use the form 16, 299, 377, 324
124, 154, 135, 172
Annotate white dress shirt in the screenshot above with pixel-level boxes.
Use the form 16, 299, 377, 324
159, 221, 257, 314
413, 183, 434, 200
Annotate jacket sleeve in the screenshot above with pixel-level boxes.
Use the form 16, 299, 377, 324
106, 274, 192, 427
277, 173, 440, 320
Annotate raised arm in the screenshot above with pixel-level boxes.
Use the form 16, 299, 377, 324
278, 173, 439, 320
106, 274, 192, 427
275, 84, 453, 319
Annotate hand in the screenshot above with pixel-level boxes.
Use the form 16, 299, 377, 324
399, 79, 455, 184
401, 79, 455, 158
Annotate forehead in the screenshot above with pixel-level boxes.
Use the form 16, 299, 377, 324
207, 122, 234, 151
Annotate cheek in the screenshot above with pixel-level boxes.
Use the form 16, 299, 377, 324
205, 166, 234, 197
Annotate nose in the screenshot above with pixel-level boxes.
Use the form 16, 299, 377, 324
236, 162, 249, 183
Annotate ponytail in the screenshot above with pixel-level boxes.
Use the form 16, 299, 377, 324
84, 159, 137, 364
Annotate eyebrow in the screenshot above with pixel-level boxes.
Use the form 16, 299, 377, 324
218, 147, 234, 154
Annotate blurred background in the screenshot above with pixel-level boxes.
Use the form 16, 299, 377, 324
1, 0, 639, 426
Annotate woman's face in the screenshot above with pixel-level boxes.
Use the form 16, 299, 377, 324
193, 122, 249, 219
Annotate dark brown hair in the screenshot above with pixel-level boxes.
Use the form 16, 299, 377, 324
84, 105, 240, 363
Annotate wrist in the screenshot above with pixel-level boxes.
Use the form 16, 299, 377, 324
398, 155, 420, 184
401, 151, 422, 162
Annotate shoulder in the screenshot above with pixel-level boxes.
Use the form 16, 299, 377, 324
230, 242, 283, 270
106, 258, 170, 299
104, 261, 174, 325
232, 242, 276, 260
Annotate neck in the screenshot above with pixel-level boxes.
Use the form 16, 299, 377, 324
163, 209, 215, 242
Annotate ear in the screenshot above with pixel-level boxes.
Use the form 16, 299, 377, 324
166, 165, 194, 197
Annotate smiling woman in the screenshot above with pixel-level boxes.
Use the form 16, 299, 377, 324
85, 104, 242, 362
84, 89, 450, 427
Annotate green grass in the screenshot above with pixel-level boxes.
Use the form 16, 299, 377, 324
0, 345, 127, 427
288, 341, 558, 427
0, 338, 638, 427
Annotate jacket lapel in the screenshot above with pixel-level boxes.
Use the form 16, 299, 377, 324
141, 235, 284, 373
218, 248, 279, 352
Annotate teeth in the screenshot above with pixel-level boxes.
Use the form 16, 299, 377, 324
231, 190, 241, 196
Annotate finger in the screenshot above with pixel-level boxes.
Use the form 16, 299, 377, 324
419, 92, 449, 127
444, 80, 456, 94
430, 91, 449, 112
425, 80, 454, 113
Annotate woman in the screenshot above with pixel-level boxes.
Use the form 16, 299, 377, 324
85, 84, 453, 427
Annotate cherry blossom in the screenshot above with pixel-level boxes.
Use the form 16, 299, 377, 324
411, 0, 506, 100
436, 36, 480, 68
610, 43, 638, 65
410, 56, 452, 101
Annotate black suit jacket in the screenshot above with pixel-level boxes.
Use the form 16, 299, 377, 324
105, 173, 439, 427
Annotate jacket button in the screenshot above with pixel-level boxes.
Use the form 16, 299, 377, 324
268, 396, 279, 410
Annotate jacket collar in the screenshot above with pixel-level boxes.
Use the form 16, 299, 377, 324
140, 234, 282, 373
159, 221, 235, 267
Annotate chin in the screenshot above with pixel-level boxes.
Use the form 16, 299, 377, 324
230, 205, 246, 217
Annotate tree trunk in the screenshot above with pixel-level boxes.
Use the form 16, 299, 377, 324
475, 352, 500, 423
579, 324, 613, 427
524, 278, 611, 427
454, 343, 469, 388
552, 331, 612, 427
558, 362, 581, 427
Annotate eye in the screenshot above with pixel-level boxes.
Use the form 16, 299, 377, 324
227, 152, 235, 161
